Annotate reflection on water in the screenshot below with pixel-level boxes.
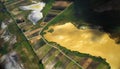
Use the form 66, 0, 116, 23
19, 2, 45, 11
19, 2, 45, 25
74, 0, 120, 40
44, 22, 120, 69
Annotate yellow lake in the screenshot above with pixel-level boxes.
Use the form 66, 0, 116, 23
44, 22, 120, 69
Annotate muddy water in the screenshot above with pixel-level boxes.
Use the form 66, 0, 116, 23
44, 22, 120, 69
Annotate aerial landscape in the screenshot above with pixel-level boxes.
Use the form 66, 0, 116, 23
0, 0, 120, 69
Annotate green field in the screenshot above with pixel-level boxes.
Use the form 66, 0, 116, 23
40, 2, 110, 69
0, 2, 41, 69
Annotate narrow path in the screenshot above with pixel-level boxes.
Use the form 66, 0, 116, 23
4, 1, 84, 69
3, 2, 40, 63
39, 3, 84, 69
41, 36, 84, 69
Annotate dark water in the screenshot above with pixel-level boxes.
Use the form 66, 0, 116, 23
73, 0, 120, 43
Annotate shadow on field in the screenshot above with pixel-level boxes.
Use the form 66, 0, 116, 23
73, 0, 120, 43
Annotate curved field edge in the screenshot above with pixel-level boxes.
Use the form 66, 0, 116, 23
40, 3, 111, 69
